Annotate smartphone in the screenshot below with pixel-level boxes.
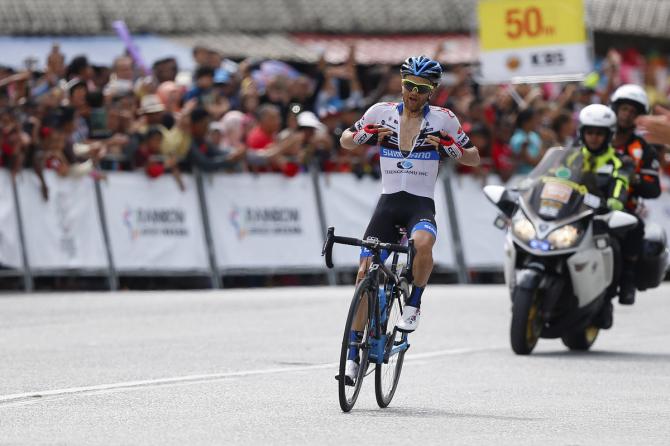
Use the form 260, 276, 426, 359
89, 107, 111, 139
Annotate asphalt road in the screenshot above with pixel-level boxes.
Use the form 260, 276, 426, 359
1, 284, 669, 445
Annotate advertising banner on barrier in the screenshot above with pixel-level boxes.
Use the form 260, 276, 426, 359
205, 173, 323, 270
450, 174, 506, 268
0, 170, 22, 268
100, 172, 209, 271
15, 171, 107, 269
478, 0, 590, 83
318, 174, 456, 269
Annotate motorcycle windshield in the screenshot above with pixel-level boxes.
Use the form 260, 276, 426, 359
517, 147, 597, 221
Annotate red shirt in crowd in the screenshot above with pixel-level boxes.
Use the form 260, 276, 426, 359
246, 126, 274, 150
246, 125, 278, 173
134, 147, 166, 178
1, 140, 14, 166
45, 155, 64, 170
492, 140, 515, 173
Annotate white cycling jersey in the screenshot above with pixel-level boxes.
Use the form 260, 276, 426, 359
352, 102, 472, 199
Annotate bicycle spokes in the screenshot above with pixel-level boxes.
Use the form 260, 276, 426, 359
375, 292, 408, 408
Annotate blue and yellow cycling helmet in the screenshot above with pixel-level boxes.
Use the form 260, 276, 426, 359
400, 56, 443, 84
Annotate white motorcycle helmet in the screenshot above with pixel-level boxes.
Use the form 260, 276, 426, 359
579, 104, 617, 153
610, 84, 649, 114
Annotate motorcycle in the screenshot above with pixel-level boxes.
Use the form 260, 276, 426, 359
484, 147, 669, 355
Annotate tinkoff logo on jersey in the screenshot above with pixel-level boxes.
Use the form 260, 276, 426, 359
230, 205, 302, 240
396, 160, 414, 170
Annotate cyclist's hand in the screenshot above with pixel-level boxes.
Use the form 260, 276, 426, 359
377, 126, 393, 143
352, 124, 392, 146
426, 130, 463, 160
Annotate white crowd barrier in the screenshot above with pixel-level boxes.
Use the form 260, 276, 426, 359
204, 173, 324, 272
2, 169, 670, 288
643, 175, 670, 237
449, 174, 506, 269
15, 170, 107, 270
0, 170, 21, 268
100, 172, 209, 272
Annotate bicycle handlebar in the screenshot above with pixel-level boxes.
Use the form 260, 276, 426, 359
321, 226, 410, 269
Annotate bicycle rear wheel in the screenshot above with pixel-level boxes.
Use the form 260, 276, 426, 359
338, 277, 372, 412
375, 278, 409, 408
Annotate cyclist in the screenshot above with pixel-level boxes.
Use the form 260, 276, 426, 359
339, 56, 480, 383
610, 84, 661, 305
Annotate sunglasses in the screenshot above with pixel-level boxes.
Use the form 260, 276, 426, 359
402, 79, 434, 94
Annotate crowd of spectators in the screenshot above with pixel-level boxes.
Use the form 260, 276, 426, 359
1, 41, 670, 199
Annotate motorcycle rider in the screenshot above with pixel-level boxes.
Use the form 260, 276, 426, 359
610, 84, 662, 305
566, 104, 633, 328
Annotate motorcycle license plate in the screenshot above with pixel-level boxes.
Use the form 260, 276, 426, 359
540, 182, 572, 204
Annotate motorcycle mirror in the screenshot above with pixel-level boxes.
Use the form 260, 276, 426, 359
483, 185, 506, 205
608, 211, 638, 231
483, 185, 517, 218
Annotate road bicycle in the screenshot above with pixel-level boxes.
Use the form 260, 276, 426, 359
322, 226, 413, 412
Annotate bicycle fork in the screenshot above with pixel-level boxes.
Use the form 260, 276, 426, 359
367, 283, 387, 365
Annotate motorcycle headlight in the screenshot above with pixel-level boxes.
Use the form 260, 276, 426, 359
512, 214, 536, 242
547, 224, 582, 249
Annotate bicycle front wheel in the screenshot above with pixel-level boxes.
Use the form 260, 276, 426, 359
338, 277, 372, 412
375, 278, 409, 408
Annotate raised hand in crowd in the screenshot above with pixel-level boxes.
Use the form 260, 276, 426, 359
165, 154, 185, 191
557, 83, 578, 108
0, 70, 31, 89
237, 58, 254, 80
432, 40, 446, 61
602, 48, 623, 102
1, 111, 29, 177
636, 105, 670, 145
135, 76, 156, 97
177, 98, 199, 131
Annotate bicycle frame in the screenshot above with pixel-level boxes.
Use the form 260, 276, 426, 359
366, 251, 411, 364
322, 227, 413, 365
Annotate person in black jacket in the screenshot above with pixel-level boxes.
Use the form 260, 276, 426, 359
610, 84, 662, 305
186, 108, 244, 172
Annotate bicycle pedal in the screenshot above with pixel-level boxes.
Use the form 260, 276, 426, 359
334, 374, 355, 386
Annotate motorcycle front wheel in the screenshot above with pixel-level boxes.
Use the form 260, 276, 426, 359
510, 287, 543, 355
561, 326, 600, 351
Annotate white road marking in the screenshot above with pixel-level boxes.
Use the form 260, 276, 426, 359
0, 346, 496, 405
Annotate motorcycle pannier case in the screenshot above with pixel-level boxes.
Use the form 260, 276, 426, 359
635, 223, 669, 290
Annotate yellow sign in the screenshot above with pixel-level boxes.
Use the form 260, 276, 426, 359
479, 0, 587, 51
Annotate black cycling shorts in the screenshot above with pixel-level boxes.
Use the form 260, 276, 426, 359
361, 191, 437, 258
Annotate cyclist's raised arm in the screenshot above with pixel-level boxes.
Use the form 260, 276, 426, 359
426, 107, 481, 167
459, 145, 481, 166
444, 108, 480, 166
340, 128, 359, 150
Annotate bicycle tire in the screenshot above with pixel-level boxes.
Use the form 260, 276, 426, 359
374, 277, 409, 408
338, 277, 373, 412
